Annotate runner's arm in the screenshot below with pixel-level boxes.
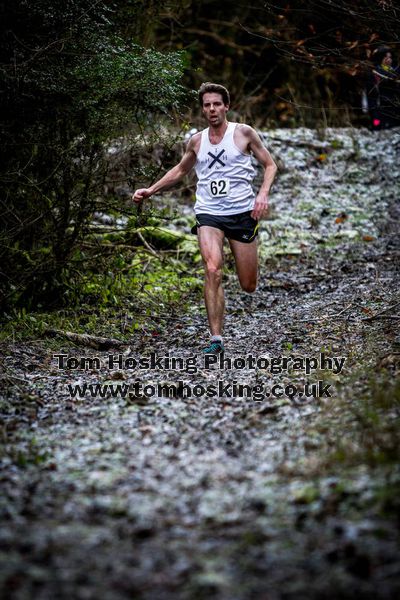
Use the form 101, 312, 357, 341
248, 128, 277, 220
133, 138, 198, 202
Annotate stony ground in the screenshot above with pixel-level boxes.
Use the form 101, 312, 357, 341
1, 128, 399, 599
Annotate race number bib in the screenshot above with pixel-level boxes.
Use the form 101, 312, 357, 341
209, 179, 230, 198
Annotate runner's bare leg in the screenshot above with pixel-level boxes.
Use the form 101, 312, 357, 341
228, 238, 258, 292
198, 226, 225, 336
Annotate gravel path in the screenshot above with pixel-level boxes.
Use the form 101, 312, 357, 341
1, 128, 399, 599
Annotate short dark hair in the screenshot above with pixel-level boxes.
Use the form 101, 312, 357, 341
198, 82, 230, 107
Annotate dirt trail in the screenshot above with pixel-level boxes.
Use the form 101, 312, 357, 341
1, 128, 399, 599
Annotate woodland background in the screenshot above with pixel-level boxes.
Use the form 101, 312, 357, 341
1, 3, 400, 598
1, 0, 399, 315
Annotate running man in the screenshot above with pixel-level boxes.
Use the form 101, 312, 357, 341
133, 82, 277, 353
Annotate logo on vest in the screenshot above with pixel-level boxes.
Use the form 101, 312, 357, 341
207, 150, 227, 169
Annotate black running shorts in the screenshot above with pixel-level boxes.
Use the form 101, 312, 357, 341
191, 211, 259, 243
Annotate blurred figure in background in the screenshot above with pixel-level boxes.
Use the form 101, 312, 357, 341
365, 46, 400, 130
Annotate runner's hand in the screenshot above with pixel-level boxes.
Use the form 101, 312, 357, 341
132, 188, 152, 203
251, 195, 268, 220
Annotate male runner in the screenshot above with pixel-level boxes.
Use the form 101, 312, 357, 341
133, 82, 277, 353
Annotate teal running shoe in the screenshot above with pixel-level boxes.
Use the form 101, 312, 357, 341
202, 340, 224, 354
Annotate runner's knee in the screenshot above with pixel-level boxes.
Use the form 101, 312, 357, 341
240, 276, 257, 293
205, 262, 222, 281
241, 283, 256, 293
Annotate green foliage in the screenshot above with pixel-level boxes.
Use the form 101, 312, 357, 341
0, 243, 203, 342
0, 0, 189, 311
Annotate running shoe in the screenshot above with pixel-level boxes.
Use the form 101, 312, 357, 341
202, 340, 224, 354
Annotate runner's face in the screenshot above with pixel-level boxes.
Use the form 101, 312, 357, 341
382, 52, 392, 67
202, 93, 229, 127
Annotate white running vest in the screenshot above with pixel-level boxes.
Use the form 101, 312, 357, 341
194, 122, 256, 215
